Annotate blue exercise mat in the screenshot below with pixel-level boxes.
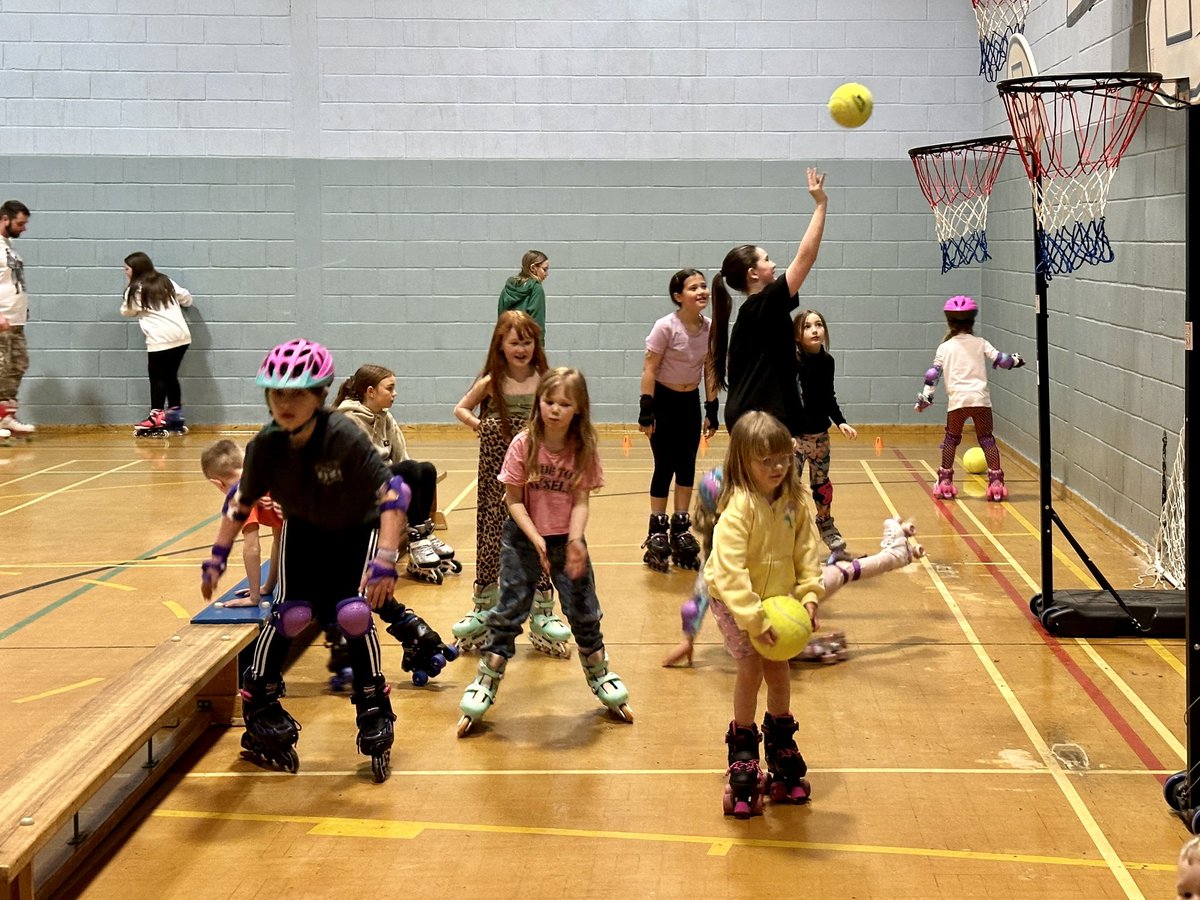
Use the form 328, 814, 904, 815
191, 563, 273, 625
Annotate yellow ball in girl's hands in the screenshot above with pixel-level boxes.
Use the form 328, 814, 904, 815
829, 82, 873, 128
964, 446, 987, 474
750, 595, 815, 661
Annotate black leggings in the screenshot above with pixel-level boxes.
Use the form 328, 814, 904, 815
147, 344, 188, 410
390, 459, 437, 525
648, 383, 701, 499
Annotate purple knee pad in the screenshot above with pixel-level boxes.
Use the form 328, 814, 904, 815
940, 429, 963, 452
273, 601, 313, 638
336, 597, 373, 638
978, 433, 998, 450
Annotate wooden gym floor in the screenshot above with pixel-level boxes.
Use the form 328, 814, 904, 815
0, 427, 1187, 899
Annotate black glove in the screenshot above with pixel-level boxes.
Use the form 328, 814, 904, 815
704, 399, 719, 429
638, 394, 655, 428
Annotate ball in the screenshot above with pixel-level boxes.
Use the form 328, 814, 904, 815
828, 82, 873, 129
964, 446, 987, 474
750, 595, 815, 662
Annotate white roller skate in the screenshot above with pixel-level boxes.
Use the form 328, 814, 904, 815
452, 582, 498, 651
881, 516, 925, 565
456, 652, 506, 737
529, 589, 572, 658
414, 519, 462, 575
406, 527, 444, 584
580, 649, 633, 722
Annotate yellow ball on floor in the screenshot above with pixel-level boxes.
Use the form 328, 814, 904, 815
750, 595, 815, 661
964, 446, 987, 474
828, 82, 873, 128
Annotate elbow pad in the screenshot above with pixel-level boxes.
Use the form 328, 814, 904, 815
638, 393, 655, 427
222, 482, 249, 523
922, 364, 942, 387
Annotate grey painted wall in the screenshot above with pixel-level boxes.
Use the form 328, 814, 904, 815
0, 0, 1188, 545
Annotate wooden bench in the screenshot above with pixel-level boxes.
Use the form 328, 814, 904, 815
0, 622, 258, 900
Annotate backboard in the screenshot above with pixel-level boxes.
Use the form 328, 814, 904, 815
1147, 0, 1199, 103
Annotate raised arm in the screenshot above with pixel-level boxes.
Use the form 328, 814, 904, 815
784, 168, 829, 297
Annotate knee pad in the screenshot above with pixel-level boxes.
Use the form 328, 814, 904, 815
272, 601, 313, 639
940, 430, 963, 452
978, 433, 997, 451
812, 479, 833, 508
336, 597, 373, 638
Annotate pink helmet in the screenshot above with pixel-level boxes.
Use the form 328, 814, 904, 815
944, 295, 978, 314
256, 339, 334, 389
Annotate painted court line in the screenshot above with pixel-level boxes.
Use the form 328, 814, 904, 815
162, 600, 190, 619
0, 460, 141, 517
77, 578, 135, 591
150, 808, 1173, 872
14, 677, 105, 704
0, 459, 78, 489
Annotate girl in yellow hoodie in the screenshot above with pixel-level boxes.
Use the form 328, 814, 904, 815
704, 410, 823, 817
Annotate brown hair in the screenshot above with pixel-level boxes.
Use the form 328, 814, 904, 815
334, 363, 393, 408
516, 249, 548, 283
124, 251, 177, 312
478, 311, 548, 440
709, 244, 759, 389
943, 312, 977, 342
522, 367, 599, 493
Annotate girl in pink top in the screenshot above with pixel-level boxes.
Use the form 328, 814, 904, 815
637, 268, 720, 573
457, 367, 632, 736
915, 295, 1025, 500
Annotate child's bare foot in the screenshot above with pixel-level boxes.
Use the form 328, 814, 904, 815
662, 639, 695, 667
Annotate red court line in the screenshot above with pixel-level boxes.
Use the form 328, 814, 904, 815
894, 450, 1169, 778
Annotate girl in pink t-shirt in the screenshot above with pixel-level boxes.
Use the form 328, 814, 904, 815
456, 367, 633, 736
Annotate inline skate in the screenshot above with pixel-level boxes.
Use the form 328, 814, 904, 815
412, 519, 462, 575
162, 405, 188, 435
762, 712, 810, 803
133, 408, 166, 438
324, 624, 354, 691
580, 648, 632, 721
457, 652, 507, 736
986, 468, 1008, 502
641, 512, 672, 572
669, 511, 702, 570
452, 582, 498, 651
723, 721, 765, 818
352, 676, 395, 783
405, 525, 444, 584
529, 589, 572, 658
933, 466, 958, 500
383, 604, 458, 685
239, 672, 301, 773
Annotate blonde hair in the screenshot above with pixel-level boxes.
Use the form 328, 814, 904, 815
522, 367, 598, 492
719, 411, 805, 511
200, 439, 243, 480
1181, 835, 1200, 864
516, 249, 548, 282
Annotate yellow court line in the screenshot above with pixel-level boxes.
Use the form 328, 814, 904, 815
1147, 638, 1186, 676
861, 459, 1144, 899
0, 460, 142, 517
150, 808, 1173, 872
443, 477, 477, 516
13, 677, 105, 704
0, 570, 20, 576
0, 479, 202, 504
77, 578, 135, 591
0, 459, 78, 488
162, 600, 191, 619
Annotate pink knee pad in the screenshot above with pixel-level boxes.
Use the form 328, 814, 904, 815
336, 597, 373, 638
274, 601, 313, 638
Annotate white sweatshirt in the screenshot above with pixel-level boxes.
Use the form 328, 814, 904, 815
121, 278, 193, 352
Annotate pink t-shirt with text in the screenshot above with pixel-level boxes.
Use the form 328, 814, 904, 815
498, 431, 605, 536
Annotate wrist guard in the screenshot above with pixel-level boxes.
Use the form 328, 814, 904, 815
201, 543, 231, 583
704, 399, 719, 427
366, 558, 397, 585
638, 393, 655, 428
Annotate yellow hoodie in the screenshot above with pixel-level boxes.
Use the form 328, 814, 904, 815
703, 487, 825, 638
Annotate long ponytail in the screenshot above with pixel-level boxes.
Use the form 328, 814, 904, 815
710, 273, 733, 390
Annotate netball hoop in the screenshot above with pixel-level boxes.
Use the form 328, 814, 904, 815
996, 72, 1163, 278
909, 135, 1014, 273
972, 0, 1031, 81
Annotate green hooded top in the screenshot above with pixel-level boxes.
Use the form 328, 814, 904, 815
497, 276, 546, 342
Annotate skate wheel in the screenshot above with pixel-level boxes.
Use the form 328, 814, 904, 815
790, 779, 811, 803
371, 750, 390, 783
769, 780, 789, 802
447, 560, 463, 574
412, 670, 429, 687
1165, 772, 1189, 812
456, 715, 474, 738
429, 653, 446, 673
441, 644, 460, 663
615, 703, 634, 723
722, 786, 735, 816
280, 747, 299, 774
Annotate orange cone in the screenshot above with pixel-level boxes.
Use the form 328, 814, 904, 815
874, 436, 883, 456
622, 434, 631, 455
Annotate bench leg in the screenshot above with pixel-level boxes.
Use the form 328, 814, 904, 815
8, 864, 33, 900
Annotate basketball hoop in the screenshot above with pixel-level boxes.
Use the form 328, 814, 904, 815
972, 0, 1031, 82
997, 72, 1162, 278
909, 135, 1014, 273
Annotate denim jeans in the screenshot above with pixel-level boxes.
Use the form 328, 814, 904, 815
486, 518, 605, 660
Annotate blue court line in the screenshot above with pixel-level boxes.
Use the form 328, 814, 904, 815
0, 514, 219, 642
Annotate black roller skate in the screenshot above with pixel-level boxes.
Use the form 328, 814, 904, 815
641, 512, 671, 572
383, 603, 459, 686
669, 511, 702, 570
353, 676, 396, 783
762, 712, 811, 803
723, 721, 766, 818
239, 672, 301, 773
325, 624, 353, 692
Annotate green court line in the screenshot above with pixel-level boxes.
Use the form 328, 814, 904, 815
0, 515, 219, 642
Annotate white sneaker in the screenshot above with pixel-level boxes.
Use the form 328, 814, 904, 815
0, 415, 35, 435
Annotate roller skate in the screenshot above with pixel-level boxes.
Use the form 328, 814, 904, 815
641, 512, 672, 572
405, 526, 444, 584
816, 515, 853, 562
452, 582, 498, 652
723, 721, 766, 818
383, 604, 458, 686
986, 468, 1008, 502
529, 589, 572, 658
0, 400, 34, 437
762, 712, 810, 803
795, 631, 848, 664
162, 405, 187, 435
881, 516, 925, 566
669, 511, 702, 570
457, 652, 506, 737
580, 648, 633, 721
133, 408, 166, 438
414, 519, 462, 575
932, 466, 957, 500
324, 624, 354, 692
239, 672, 301, 773
353, 676, 395, 783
